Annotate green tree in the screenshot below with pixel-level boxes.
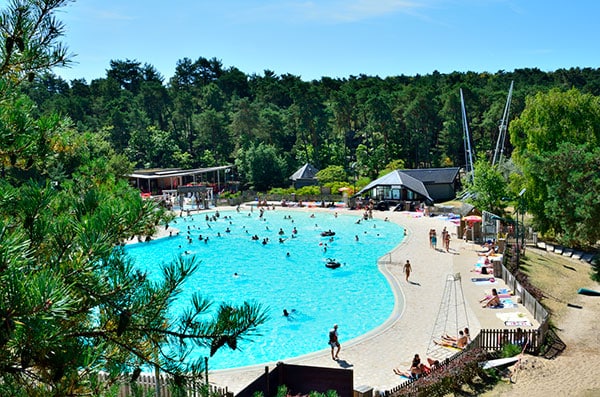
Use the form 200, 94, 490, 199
529, 142, 600, 247
192, 108, 230, 164
510, 88, 600, 243
0, 0, 71, 85
463, 158, 508, 215
0, 1, 267, 395
378, 159, 406, 177
235, 142, 286, 191
316, 165, 347, 184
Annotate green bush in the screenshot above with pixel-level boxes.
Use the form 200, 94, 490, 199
220, 191, 241, 199
316, 166, 347, 184
296, 185, 320, 196
268, 187, 295, 195
500, 343, 522, 358
355, 176, 371, 191
325, 181, 352, 194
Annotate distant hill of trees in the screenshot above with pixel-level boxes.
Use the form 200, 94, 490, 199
22, 57, 600, 190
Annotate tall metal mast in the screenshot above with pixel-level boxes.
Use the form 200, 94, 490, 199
492, 81, 514, 166
460, 88, 475, 182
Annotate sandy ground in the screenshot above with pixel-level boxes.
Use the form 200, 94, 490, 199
480, 249, 600, 397
148, 206, 600, 396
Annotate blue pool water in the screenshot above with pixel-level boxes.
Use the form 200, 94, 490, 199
125, 209, 405, 370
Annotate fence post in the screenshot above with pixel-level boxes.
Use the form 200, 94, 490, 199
205, 356, 209, 392
155, 364, 161, 397
265, 366, 270, 397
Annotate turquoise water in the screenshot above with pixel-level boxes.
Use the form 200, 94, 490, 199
125, 209, 404, 370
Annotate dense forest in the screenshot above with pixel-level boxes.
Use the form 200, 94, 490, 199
22, 59, 600, 189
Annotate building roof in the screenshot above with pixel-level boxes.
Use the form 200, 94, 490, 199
289, 163, 319, 181
399, 167, 461, 184
129, 165, 232, 179
355, 170, 434, 202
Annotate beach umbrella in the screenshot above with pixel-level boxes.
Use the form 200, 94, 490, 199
463, 215, 482, 223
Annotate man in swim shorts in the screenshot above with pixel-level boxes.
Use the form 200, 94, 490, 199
403, 260, 412, 282
329, 324, 340, 360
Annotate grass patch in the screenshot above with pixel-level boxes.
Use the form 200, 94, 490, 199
520, 248, 594, 321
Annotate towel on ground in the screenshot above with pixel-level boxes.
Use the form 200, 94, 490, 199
471, 277, 497, 285
499, 298, 518, 308
504, 320, 532, 327
496, 312, 529, 323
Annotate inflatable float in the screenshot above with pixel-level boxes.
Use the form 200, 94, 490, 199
578, 288, 600, 296
326, 259, 341, 269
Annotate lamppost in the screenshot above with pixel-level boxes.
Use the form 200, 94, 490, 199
519, 188, 526, 256
225, 168, 230, 191
515, 188, 526, 268
351, 162, 357, 195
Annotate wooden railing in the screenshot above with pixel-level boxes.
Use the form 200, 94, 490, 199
97, 372, 231, 397
499, 264, 549, 325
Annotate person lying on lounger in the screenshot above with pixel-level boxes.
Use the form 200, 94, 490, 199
478, 248, 497, 256
436, 330, 468, 349
434, 339, 465, 349
442, 328, 470, 345
393, 367, 418, 379
394, 363, 432, 379
393, 353, 422, 378
481, 288, 502, 308
427, 358, 441, 369
479, 289, 511, 303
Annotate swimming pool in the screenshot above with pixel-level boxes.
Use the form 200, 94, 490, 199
125, 208, 405, 370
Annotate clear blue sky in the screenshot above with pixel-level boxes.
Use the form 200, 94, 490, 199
52, 0, 600, 83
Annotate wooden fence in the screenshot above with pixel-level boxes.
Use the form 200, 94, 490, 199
500, 264, 549, 325
470, 328, 540, 353
97, 372, 231, 397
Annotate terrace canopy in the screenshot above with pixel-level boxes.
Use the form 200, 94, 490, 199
128, 165, 233, 195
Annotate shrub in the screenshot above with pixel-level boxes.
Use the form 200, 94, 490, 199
220, 191, 241, 199
500, 343, 522, 358
269, 187, 295, 195
324, 181, 352, 195
296, 186, 320, 196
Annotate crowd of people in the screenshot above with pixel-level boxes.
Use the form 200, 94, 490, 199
428, 226, 451, 252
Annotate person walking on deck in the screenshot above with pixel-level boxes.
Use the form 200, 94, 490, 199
328, 324, 341, 360
403, 260, 412, 282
